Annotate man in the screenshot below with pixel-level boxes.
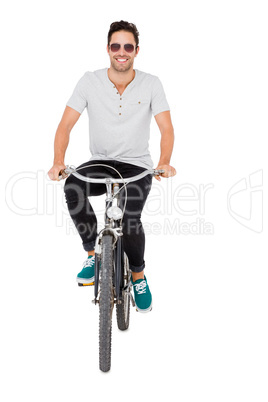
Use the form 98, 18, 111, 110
48, 21, 176, 313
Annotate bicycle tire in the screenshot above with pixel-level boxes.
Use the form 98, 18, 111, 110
99, 234, 114, 372
116, 253, 131, 331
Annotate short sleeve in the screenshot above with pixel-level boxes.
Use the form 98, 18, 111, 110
66, 74, 88, 114
151, 77, 170, 117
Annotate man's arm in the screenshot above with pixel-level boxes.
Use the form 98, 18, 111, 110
154, 110, 176, 181
48, 106, 81, 180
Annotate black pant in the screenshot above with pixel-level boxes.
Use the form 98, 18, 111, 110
64, 160, 152, 273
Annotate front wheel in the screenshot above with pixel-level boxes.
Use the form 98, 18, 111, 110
99, 234, 114, 372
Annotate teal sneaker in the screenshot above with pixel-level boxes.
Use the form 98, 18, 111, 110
76, 255, 95, 285
132, 276, 152, 313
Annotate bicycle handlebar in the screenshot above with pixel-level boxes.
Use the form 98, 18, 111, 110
58, 165, 165, 183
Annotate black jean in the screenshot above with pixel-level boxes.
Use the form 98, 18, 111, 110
64, 160, 152, 273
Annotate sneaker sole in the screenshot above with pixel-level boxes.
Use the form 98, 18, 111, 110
135, 300, 153, 313
76, 277, 95, 285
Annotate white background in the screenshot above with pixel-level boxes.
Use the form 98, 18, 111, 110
1, 0, 267, 401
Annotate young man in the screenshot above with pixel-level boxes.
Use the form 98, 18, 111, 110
48, 21, 176, 313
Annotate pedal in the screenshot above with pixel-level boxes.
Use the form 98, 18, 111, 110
78, 282, 95, 287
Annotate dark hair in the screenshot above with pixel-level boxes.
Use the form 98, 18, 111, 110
107, 20, 139, 47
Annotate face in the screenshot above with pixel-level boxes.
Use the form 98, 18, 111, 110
107, 30, 139, 73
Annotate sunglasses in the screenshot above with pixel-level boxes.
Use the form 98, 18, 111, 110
109, 43, 137, 53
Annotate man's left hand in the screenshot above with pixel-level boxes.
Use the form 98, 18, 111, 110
155, 164, 176, 181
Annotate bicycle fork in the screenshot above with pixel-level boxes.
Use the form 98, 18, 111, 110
93, 228, 135, 308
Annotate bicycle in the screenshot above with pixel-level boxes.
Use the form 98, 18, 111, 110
59, 163, 164, 372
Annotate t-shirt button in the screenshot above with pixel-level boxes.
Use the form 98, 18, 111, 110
120, 98, 122, 100
119, 113, 121, 115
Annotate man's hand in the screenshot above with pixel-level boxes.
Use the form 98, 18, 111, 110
155, 164, 176, 181
47, 162, 66, 181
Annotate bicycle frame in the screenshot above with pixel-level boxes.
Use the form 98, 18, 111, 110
93, 180, 125, 305
60, 164, 164, 305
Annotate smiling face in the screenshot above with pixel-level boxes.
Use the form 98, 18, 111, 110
107, 30, 139, 73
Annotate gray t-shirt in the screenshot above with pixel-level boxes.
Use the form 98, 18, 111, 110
66, 68, 170, 169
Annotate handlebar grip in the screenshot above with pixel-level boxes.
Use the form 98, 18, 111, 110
58, 169, 68, 181
154, 169, 165, 175
58, 165, 76, 180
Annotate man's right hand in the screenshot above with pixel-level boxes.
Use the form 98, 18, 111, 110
47, 163, 66, 181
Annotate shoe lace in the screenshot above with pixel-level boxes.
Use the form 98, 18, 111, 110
134, 280, 147, 295
83, 256, 95, 268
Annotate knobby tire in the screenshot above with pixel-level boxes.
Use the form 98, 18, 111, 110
99, 234, 114, 372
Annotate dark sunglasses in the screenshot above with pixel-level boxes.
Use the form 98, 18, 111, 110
109, 43, 137, 53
